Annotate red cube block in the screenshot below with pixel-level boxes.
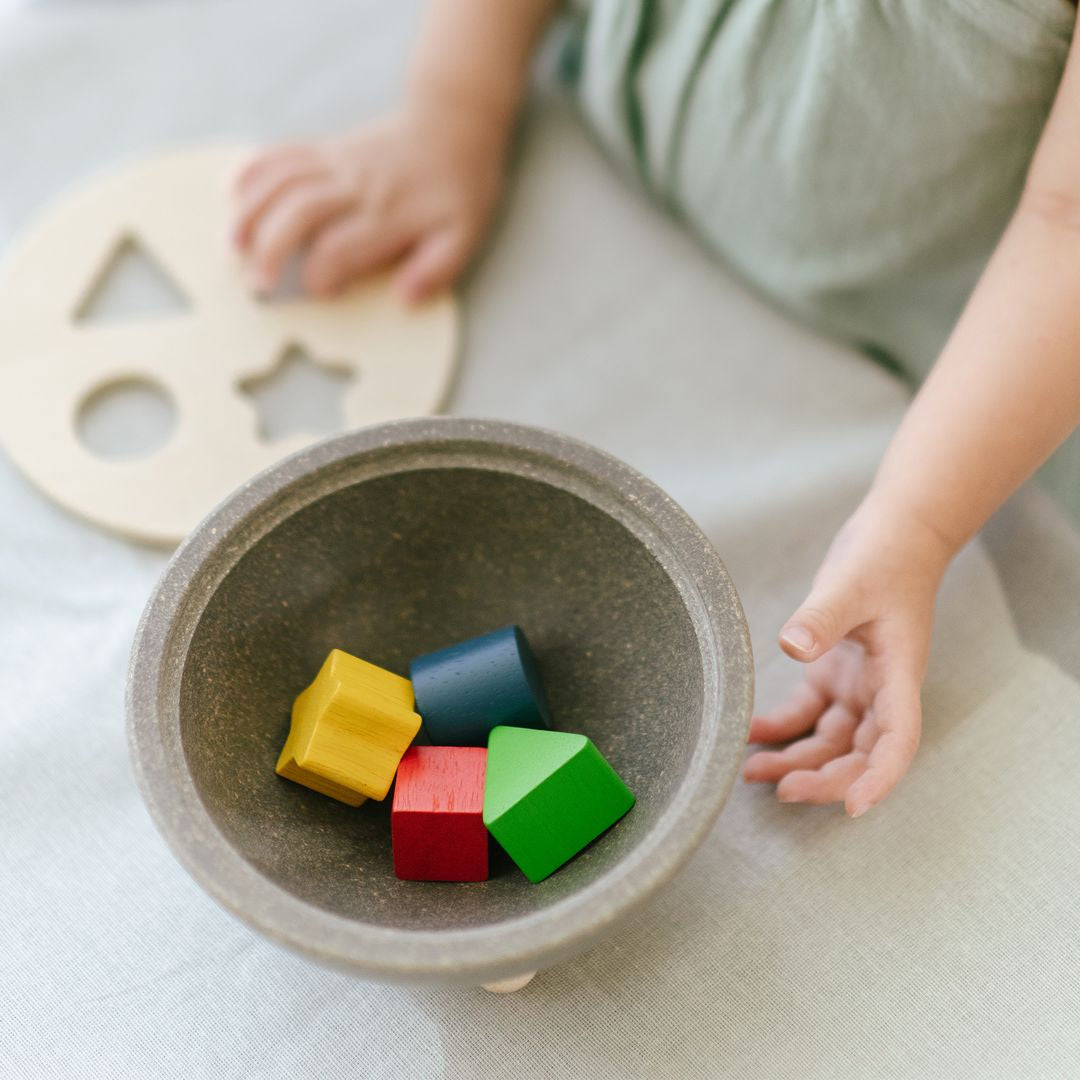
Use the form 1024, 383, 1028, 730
391, 746, 488, 882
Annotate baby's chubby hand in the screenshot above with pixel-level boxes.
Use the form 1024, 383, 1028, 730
744, 490, 953, 817
232, 102, 505, 302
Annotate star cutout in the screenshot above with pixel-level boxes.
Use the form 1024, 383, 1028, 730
239, 343, 354, 442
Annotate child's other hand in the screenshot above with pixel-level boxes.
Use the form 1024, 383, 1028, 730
232, 104, 504, 302
743, 493, 953, 817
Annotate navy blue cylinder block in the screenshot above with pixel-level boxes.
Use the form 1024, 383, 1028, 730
409, 625, 553, 747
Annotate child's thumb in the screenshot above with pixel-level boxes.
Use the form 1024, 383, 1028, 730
779, 584, 861, 663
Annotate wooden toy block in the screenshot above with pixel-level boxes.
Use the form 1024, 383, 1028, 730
409, 625, 552, 747
276, 649, 421, 805
482, 726, 635, 883
391, 746, 488, 881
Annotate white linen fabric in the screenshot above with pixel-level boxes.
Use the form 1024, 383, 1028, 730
1, 2, 1078, 1077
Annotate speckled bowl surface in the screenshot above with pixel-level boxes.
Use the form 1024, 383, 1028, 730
127, 417, 753, 985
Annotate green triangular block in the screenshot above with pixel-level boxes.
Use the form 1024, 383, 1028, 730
483, 726, 635, 883
483, 727, 587, 820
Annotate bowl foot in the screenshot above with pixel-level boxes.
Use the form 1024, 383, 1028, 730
480, 971, 537, 993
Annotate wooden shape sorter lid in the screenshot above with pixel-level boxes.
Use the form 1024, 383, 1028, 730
0, 147, 459, 545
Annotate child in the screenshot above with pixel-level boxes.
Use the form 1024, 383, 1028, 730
232, 0, 1080, 818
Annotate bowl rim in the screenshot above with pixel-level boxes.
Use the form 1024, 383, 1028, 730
126, 417, 754, 984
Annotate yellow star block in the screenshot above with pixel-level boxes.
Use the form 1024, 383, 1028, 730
276, 650, 421, 805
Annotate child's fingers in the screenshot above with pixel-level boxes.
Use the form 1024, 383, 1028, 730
779, 576, 867, 664
747, 681, 828, 744
851, 712, 879, 753
743, 702, 856, 782
233, 143, 315, 195
844, 676, 922, 817
303, 214, 413, 296
233, 159, 327, 250
394, 227, 470, 303
248, 184, 355, 291
775, 750, 869, 805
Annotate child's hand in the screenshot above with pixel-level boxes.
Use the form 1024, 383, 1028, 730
232, 104, 505, 301
743, 492, 952, 817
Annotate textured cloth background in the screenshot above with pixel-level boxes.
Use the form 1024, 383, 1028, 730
1, 2, 1079, 1077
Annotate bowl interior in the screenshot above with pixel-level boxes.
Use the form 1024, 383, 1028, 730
180, 466, 706, 932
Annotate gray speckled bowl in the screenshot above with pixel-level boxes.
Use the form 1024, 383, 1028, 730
126, 417, 753, 985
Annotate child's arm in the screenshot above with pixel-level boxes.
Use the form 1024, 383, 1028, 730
745, 28, 1080, 817
233, 0, 559, 299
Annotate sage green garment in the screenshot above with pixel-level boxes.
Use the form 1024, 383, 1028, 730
569, 0, 1080, 520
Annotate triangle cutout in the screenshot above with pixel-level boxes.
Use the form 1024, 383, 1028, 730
74, 235, 191, 324
483, 727, 588, 823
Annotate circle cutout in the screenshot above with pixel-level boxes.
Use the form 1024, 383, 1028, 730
77, 376, 178, 461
